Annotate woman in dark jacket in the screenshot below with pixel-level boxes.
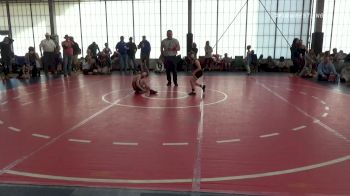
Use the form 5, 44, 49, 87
290, 38, 301, 74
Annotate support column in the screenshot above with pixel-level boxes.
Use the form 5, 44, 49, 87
306, 0, 313, 49
105, 0, 109, 44
187, 0, 193, 54
311, 0, 325, 54
30, 2, 36, 47
48, 0, 57, 35
132, 0, 135, 40
78, 0, 84, 56
245, 0, 249, 57
215, 0, 219, 55
300, 0, 306, 39
273, 0, 279, 58
329, 0, 336, 51
6, 0, 12, 38
159, 0, 162, 46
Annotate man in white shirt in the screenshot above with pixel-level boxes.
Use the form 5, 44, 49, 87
39, 33, 56, 75
161, 30, 180, 86
204, 41, 213, 71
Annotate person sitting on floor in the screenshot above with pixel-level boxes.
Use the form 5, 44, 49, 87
25, 46, 40, 78
340, 64, 350, 85
276, 56, 289, 72
82, 49, 96, 75
17, 60, 30, 79
317, 52, 338, 82
110, 51, 119, 71
97, 51, 110, 74
299, 63, 314, 78
222, 53, 232, 71
132, 72, 157, 96
258, 55, 267, 71
155, 54, 165, 73
300, 49, 316, 78
18, 47, 40, 79
265, 56, 280, 72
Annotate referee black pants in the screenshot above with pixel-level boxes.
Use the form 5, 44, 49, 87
164, 56, 177, 85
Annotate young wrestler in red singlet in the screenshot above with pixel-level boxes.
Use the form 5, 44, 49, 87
132, 72, 158, 96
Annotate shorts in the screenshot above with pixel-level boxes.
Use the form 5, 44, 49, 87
194, 70, 203, 79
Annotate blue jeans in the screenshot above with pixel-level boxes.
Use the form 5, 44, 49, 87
63, 54, 73, 75
128, 55, 137, 71
141, 53, 150, 72
1, 58, 11, 76
119, 54, 128, 71
164, 56, 178, 84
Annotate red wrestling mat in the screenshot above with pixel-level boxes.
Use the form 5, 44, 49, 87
0, 74, 349, 195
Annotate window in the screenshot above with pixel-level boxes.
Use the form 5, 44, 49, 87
192, 0, 217, 57
9, 3, 34, 56
80, 1, 107, 55
55, 2, 82, 55
134, 0, 161, 59
31, 2, 50, 54
328, 0, 350, 53
218, 0, 248, 57
275, 0, 311, 58
106, 1, 133, 53
0, 3, 8, 42
249, 0, 277, 58
161, 0, 188, 57
0, 3, 8, 31
3, 0, 348, 59
321, 0, 334, 52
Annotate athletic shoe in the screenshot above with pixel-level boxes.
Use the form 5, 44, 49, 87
167, 82, 171, 86
188, 91, 196, 96
150, 89, 158, 95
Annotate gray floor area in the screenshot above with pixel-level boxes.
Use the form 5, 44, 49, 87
0, 184, 253, 196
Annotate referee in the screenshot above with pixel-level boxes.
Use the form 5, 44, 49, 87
161, 30, 180, 86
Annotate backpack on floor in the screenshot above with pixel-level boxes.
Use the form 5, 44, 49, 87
154, 61, 165, 73
328, 74, 337, 82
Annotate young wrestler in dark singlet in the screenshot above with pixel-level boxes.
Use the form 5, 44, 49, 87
188, 52, 206, 95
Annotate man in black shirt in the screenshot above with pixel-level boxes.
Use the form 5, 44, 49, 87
88, 42, 100, 57
71, 37, 81, 72
127, 37, 137, 72
0, 37, 14, 79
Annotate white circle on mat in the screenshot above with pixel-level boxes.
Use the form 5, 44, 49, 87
102, 89, 228, 109
141, 91, 189, 100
